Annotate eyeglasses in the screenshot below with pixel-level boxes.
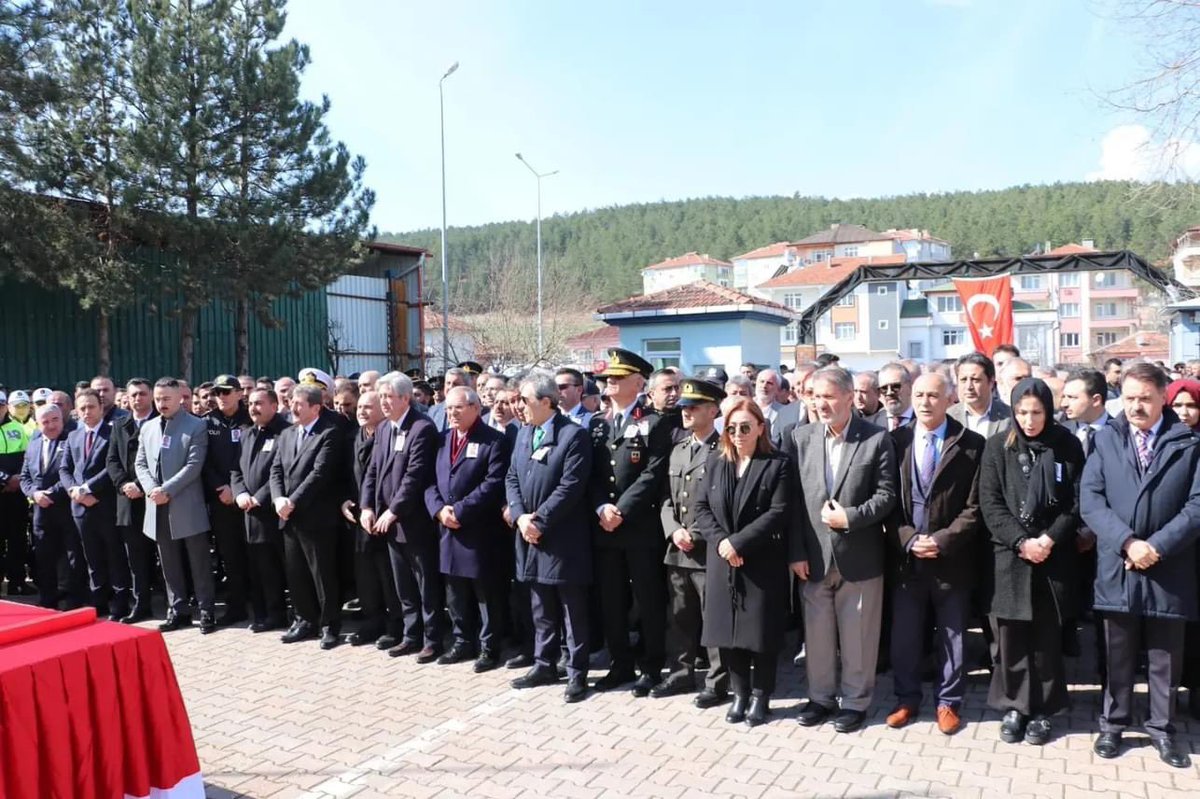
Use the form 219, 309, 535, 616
215, 387, 237, 396
730, 422, 756, 435
34, 400, 47, 406
879, 383, 904, 394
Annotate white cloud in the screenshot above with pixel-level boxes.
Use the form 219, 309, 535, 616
1087, 123, 1200, 181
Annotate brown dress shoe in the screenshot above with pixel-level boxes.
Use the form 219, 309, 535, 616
886, 705, 917, 729
936, 705, 961, 735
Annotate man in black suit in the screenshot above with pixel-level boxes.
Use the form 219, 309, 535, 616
360, 371, 444, 663
231, 387, 290, 632
270, 384, 345, 649
60, 388, 131, 620
883, 372, 984, 735
203, 374, 254, 626
588, 348, 674, 696
104, 378, 158, 623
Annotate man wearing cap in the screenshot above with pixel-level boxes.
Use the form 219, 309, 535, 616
105, 378, 159, 623
0, 390, 33, 595
588, 347, 675, 695
8, 390, 34, 434
652, 378, 729, 706
204, 375, 254, 626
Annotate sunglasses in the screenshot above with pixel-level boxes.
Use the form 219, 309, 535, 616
879, 383, 904, 394
34, 400, 48, 406
215, 387, 237, 396
730, 422, 756, 435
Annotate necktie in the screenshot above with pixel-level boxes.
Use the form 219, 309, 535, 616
1082, 425, 1094, 456
918, 431, 937, 490
532, 426, 545, 451
85, 430, 95, 460
1136, 429, 1153, 472
41, 438, 51, 471
889, 416, 900, 431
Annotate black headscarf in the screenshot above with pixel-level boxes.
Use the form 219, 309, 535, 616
1009, 377, 1059, 524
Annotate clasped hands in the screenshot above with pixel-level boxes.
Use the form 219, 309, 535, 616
1018, 534, 1054, 564
1124, 539, 1160, 571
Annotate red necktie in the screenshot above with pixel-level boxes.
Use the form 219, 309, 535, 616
85, 430, 95, 459
889, 416, 899, 431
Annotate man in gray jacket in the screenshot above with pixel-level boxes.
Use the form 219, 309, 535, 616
135, 378, 214, 633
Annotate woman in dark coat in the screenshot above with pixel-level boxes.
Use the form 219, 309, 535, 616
693, 398, 791, 727
979, 378, 1084, 746
1167, 379, 1200, 719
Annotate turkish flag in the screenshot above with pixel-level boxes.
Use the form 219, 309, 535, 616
952, 276, 1014, 357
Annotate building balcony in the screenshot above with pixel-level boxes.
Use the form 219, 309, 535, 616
1088, 286, 1141, 298
1088, 317, 1137, 328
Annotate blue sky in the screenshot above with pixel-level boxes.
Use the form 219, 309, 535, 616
283, 0, 1153, 232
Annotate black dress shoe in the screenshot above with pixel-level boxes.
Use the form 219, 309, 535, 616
416, 645, 443, 664
564, 676, 589, 703
158, 613, 192, 632
250, 616, 288, 633
198, 611, 217, 635
438, 643, 476, 665
797, 701, 834, 727
693, 688, 730, 709
121, 608, 153, 624
505, 653, 534, 670
594, 668, 637, 691
376, 633, 402, 650
556, 656, 569, 679
631, 673, 662, 698
833, 709, 866, 734
650, 678, 694, 699
348, 628, 381, 647
319, 627, 340, 650
387, 640, 422, 657
745, 694, 770, 727
1152, 737, 1192, 768
1093, 731, 1122, 759
725, 695, 748, 724
281, 621, 317, 644
1024, 716, 1051, 745
512, 666, 560, 689
999, 710, 1027, 744
474, 650, 500, 673
216, 610, 248, 627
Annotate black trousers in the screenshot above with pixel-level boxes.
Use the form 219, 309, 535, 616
509, 580, 534, 656
665, 565, 726, 691
1101, 613, 1185, 740
75, 509, 131, 616
0, 493, 29, 584
1183, 619, 1200, 690
597, 546, 666, 675
119, 501, 155, 612
446, 574, 503, 652
210, 502, 250, 612
355, 537, 403, 634
388, 536, 445, 648
31, 511, 87, 608
723, 647, 777, 697
282, 523, 339, 628
988, 585, 1067, 717
247, 539, 288, 623
530, 581, 589, 679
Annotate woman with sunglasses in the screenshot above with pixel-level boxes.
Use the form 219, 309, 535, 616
693, 398, 792, 726
979, 378, 1084, 746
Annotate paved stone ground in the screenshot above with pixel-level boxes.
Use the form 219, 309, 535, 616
142, 615, 1200, 799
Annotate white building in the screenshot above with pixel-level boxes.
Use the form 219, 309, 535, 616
641, 252, 732, 294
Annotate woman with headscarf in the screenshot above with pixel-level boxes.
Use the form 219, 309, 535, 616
1168, 379, 1200, 718
979, 378, 1085, 746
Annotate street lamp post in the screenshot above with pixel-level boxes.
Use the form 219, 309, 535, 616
515, 152, 558, 360
439, 61, 459, 373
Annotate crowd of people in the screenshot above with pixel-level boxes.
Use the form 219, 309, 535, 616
1, 345, 1199, 770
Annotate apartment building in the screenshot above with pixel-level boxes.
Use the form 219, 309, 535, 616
641, 252, 732, 294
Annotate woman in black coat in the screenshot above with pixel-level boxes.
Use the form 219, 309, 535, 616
693, 398, 791, 727
979, 378, 1084, 746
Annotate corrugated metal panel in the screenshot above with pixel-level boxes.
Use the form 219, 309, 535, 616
0, 281, 328, 388
327, 274, 390, 374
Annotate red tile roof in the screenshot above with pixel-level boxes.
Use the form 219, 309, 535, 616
756, 254, 908, 289
643, 252, 732, 271
732, 242, 796, 261
1089, 331, 1168, 359
596, 281, 793, 317
883, 228, 949, 244
1046, 243, 1099, 255
565, 325, 621, 350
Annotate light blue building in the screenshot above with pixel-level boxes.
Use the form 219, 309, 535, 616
1167, 298, 1200, 363
595, 281, 795, 372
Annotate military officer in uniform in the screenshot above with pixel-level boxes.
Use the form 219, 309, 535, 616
651, 378, 729, 707
588, 348, 675, 696
203, 374, 254, 626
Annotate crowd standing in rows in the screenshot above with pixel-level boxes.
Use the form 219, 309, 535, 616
1, 347, 1199, 769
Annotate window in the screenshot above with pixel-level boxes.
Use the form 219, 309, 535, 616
935, 295, 963, 313
841, 245, 859, 257
1019, 275, 1042, 291
942, 328, 966, 346
642, 338, 680, 369
835, 294, 855, 307
782, 322, 798, 344
1060, 302, 1080, 318
908, 341, 924, 359
834, 322, 856, 340
1096, 272, 1125, 288
876, 285, 888, 295
1059, 272, 1080, 287
877, 319, 889, 330
1094, 302, 1119, 318
812, 249, 834, 263
1060, 332, 1080, 348
783, 292, 804, 310
1095, 331, 1119, 347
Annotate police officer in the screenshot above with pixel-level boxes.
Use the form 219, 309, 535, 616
0, 390, 32, 595
651, 378, 729, 707
203, 374, 254, 626
589, 348, 674, 696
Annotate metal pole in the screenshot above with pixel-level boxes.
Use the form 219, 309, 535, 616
439, 62, 458, 373
515, 153, 558, 364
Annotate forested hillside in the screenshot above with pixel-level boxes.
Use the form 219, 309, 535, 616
382, 181, 1199, 308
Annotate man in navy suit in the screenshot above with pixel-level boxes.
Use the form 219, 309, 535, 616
424, 386, 512, 671
59, 388, 131, 619
20, 403, 87, 608
506, 372, 594, 703
361, 371, 445, 662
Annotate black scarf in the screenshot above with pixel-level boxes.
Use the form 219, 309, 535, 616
1010, 378, 1059, 525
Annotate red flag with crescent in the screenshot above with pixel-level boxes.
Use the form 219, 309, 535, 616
952, 276, 1014, 357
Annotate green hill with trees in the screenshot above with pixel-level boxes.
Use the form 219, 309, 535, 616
383, 181, 1199, 308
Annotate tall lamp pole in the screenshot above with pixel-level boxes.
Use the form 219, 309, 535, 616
515, 152, 558, 359
439, 61, 459, 372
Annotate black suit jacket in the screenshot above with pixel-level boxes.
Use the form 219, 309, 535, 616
269, 414, 344, 533
587, 400, 673, 549
232, 415, 288, 544
360, 409, 438, 545
106, 413, 157, 527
